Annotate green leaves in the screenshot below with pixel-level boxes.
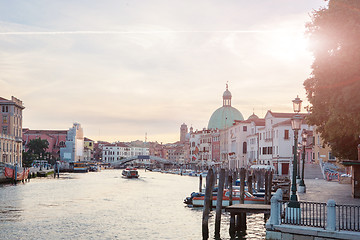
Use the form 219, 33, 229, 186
26, 138, 49, 157
305, 0, 360, 160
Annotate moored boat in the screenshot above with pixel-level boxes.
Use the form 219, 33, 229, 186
0, 163, 30, 183
122, 168, 139, 178
73, 162, 89, 173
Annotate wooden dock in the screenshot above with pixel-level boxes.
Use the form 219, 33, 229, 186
226, 203, 271, 214
225, 203, 271, 238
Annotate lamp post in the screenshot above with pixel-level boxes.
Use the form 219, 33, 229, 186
299, 130, 307, 193
289, 96, 302, 208
297, 143, 301, 182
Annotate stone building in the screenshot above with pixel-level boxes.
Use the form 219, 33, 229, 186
0, 96, 25, 166
23, 129, 67, 159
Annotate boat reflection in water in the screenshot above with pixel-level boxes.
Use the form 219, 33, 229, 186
122, 167, 139, 178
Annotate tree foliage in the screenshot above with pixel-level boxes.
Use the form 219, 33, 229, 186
26, 138, 49, 157
304, 0, 360, 159
22, 151, 38, 167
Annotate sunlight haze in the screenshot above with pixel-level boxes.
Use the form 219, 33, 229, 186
0, 0, 327, 143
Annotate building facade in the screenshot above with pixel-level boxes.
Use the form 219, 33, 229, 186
23, 129, 67, 159
0, 96, 25, 166
60, 123, 84, 162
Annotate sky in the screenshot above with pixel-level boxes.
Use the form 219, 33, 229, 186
0, 0, 327, 143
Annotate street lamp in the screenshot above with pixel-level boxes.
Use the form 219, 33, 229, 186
299, 130, 307, 193
289, 96, 302, 208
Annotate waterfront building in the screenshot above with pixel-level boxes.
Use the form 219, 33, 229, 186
211, 130, 220, 163
93, 141, 110, 161
148, 142, 167, 159
102, 142, 149, 164
102, 142, 131, 163
59, 123, 84, 162
84, 137, 95, 161
219, 128, 229, 167
246, 116, 265, 165
257, 111, 311, 175
22, 129, 67, 159
0, 96, 25, 166
189, 128, 220, 168
227, 120, 252, 169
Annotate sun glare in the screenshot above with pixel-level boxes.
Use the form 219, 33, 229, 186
263, 30, 309, 62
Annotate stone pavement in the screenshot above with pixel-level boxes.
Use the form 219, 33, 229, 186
304, 163, 323, 179
298, 178, 360, 205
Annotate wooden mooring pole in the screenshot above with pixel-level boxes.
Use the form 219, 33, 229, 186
228, 173, 233, 206
247, 172, 253, 195
199, 174, 203, 193
202, 168, 215, 240
238, 168, 247, 233
214, 168, 225, 238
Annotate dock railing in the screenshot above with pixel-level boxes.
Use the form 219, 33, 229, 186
337, 204, 360, 231
269, 189, 360, 232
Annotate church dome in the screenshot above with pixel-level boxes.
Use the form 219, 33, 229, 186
208, 84, 244, 130
208, 106, 244, 130
248, 113, 259, 120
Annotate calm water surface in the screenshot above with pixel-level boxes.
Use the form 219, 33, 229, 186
0, 170, 266, 239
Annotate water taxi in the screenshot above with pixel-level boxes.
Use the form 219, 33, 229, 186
73, 162, 89, 173
122, 168, 139, 178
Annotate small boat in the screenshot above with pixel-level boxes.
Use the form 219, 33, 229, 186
1, 163, 30, 183
191, 189, 265, 207
122, 168, 139, 178
88, 162, 101, 172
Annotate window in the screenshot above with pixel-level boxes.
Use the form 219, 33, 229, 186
3, 115, 7, 124
243, 126, 247, 132
2, 126, 7, 134
243, 142, 247, 154
329, 152, 336, 160
263, 147, 267, 155
284, 130, 289, 140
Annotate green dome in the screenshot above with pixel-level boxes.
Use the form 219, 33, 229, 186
208, 106, 244, 130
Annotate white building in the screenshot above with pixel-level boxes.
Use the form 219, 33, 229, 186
257, 111, 311, 175
60, 123, 84, 162
102, 142, 149, 164
246, 117, 265, 165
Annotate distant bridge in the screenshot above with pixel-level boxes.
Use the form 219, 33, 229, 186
110, 155, 178, 167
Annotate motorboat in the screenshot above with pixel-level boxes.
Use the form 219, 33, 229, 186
122, 168, 139, 178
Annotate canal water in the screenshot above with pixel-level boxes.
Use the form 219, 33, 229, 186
0, 170, 266, 239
